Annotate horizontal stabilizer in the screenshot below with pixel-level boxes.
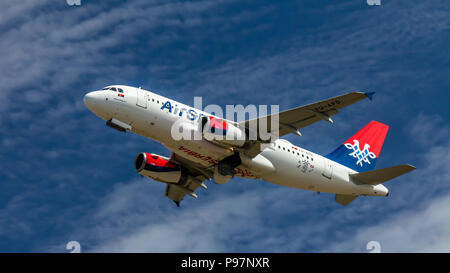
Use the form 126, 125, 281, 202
335, 194, 358, 206
350, 164, 416, 185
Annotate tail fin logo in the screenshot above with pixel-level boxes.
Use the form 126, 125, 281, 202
326, 121, 388, 172
344, 139, 376, 167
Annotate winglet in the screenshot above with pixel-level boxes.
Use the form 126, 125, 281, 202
365, 92, 376, 101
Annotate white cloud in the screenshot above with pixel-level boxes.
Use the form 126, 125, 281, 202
327, 194, 450, 252
85, 180, 287, 252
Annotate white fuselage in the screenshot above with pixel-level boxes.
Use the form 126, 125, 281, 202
84, 85, 388, 197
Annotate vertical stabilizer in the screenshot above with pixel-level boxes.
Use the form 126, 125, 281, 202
326, 121, 389, 172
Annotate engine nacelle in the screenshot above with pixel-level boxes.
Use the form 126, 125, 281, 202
201, 116, 246, 147
135, 152, 181, 183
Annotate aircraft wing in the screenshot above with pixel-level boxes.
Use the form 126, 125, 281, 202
164, 153, 212, 206
239, 91, 374, 138
165, 181, 202, 205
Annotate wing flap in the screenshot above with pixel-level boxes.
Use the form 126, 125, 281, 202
335, 194, 358, 206
165, 184, 187, 203
164, 174, 207, 204
350, 164, 416, 185
163, 153, 212, 206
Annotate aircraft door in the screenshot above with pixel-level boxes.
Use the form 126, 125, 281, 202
322, 158, 333, 179
136, 87, 148, 108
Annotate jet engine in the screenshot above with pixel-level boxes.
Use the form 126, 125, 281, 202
134, 152, 181, 183
200, 116, 246, 147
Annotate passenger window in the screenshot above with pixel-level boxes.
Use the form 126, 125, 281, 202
111, 87, 117, 91
118, 88, 124, 93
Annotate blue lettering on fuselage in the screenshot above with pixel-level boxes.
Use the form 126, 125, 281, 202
187, 109, 197, 121
161, 101, 172, 112
161, 100, 203, 122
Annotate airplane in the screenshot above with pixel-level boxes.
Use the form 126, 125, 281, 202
83, 85, 416, 206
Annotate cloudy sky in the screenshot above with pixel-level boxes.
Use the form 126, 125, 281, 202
0, 0, 449, 252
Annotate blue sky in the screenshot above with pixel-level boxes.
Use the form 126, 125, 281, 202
0, 0, 449, 252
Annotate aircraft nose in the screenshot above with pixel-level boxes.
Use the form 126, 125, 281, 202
83, 91, 104, 110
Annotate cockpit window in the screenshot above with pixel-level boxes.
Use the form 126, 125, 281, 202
101, 86, 123, 91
